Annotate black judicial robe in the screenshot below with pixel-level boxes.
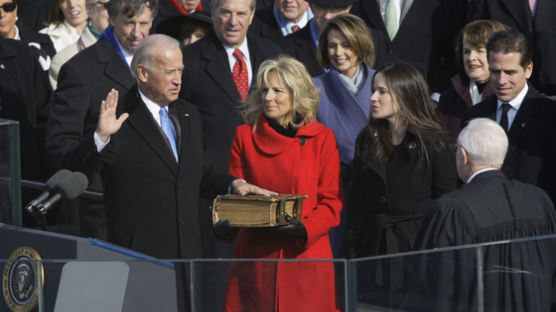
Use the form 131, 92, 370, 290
405, 170, 556, 311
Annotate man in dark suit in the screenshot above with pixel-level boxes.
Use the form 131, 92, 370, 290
469, 0, 556, 96
90, 34, 273, 309
249, 0, 312, 41
181, 0, 280, 174
92, 34, 272, 259
279, 0, 354, 77
45, 0, 157, 239
462, 30, 556, 203
352, 0, 465, 92
409, 118, 556, 311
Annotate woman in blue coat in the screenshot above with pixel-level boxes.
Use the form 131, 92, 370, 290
313, 14, 376, 256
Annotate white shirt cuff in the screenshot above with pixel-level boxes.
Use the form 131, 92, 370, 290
94, 132, 110, 152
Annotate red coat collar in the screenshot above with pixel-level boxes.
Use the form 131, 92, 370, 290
252, 115, 325, 155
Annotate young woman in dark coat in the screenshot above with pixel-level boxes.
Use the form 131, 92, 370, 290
343, 62, 459, 258
341, 62, 458, 308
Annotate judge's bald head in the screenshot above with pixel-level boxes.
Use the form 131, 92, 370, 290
456, 118, 508, 181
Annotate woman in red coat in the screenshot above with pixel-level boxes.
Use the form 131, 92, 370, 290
219, 56, 343, 312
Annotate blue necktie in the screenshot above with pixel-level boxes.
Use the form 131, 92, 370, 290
159, 107, 179, 162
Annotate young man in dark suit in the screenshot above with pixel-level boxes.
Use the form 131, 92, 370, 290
469, 0, 556, 96
279, 0, 354, 77
45, 0, 157, 239
462, 30, 556, 203
410, 118, 556, 311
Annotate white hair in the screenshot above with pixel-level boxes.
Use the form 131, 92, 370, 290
130, 34, 180, 79
458, 118, 508, 166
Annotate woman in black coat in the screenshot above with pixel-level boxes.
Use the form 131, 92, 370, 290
341, 62, 458, 308
342, 62, 458, 259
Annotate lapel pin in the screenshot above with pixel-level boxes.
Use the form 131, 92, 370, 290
184, 113, 189, 117
408, 142, 417, 150
521, 123, 526, 127
0, 64, 5, 70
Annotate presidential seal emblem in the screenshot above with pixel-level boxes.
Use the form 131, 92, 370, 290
2, 247, 44, 312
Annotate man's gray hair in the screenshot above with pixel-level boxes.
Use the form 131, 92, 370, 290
211, 0, 256, 12
130, 34, 180, 79
458, 118, 508, 166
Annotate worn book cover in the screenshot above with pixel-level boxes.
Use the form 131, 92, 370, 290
213, 194, 307, 227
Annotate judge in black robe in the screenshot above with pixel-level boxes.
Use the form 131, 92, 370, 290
405, 118, 556, 311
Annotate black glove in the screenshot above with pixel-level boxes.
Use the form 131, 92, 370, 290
276, 214, 307, 242
213, 219, 238, 238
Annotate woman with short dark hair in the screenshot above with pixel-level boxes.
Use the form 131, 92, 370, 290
313, 13, 376, 255
437, 19, 509, 139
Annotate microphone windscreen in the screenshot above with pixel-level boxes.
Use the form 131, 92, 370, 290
45, 169, 72, 190
56, 172, 89, 200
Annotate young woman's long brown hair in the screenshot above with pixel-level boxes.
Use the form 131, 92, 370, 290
354, 62, 448, 168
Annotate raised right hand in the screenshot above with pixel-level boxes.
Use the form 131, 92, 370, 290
96, 89, 129, 142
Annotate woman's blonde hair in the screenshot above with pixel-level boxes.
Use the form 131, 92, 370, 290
241, 55, 319, 129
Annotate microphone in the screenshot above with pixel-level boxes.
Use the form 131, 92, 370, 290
37, 172, 89, 215
24, 169, 72, 215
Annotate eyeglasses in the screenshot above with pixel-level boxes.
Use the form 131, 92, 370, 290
0, 2, 17, 12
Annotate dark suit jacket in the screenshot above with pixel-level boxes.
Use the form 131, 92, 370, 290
353, 0, 464, 91
279, 24, 323, 77
411, 170, 556, 311
0, 38, 51, 180
75, 88, 234, 258
249, 5, 283, 42
45, 36, 135, 189
180, 30, 281, 172
462, 84, 556, 202
469, 0, 556, 96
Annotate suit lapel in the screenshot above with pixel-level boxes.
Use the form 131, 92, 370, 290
483, 96, 498, 121
96, 38, 135, 91
499, 0, 533, 34
362, 1, 387, 33
400, 0, 415, 22
508, 86, 537, 143
202, 32, 242, 104
171, 103, 192, 170
126, 92, 179, 175
533, 0, 551, 31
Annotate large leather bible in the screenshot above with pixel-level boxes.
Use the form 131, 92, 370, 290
213, 194, 307, 227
